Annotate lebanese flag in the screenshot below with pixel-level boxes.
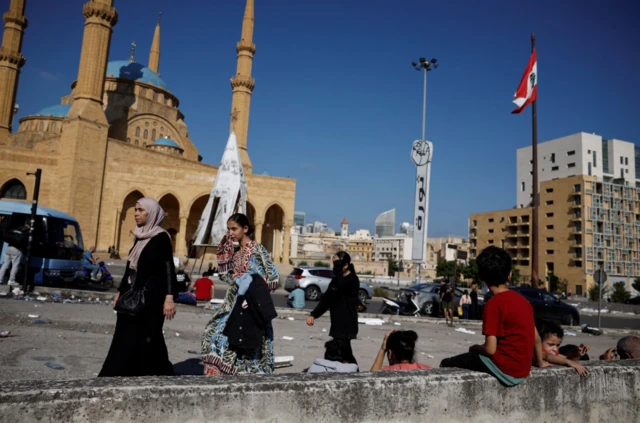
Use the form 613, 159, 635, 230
511, 49, 538, 114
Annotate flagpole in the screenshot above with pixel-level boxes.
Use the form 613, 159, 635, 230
530, 32, 539, 289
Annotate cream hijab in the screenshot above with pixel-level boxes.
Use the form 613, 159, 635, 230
127, 197, 168, 271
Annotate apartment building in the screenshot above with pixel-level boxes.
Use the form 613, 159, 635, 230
516, 133, 639, 208
470, 175, 640, 295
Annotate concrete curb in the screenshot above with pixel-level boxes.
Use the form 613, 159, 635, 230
0, 361, 638, 423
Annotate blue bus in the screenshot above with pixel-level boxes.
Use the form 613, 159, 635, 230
0, 200, 84, 286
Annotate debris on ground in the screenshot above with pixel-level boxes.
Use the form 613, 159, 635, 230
45, 362, 64, 370
565, 331, 577, 336
187, 350, 199, 355
454, 327, 476, 335
287, 317, 295, 321
80, 329, 87, 333
322, 328, 327, 332
28, 314, 40, 318
0, 331, 11, 337
282, 336, 294, 341
394, 322, 401, 326
274, 356, 294, 368
358, 318, 385, 326
31, 319, 51, 324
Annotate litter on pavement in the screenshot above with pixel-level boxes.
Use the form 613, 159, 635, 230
287, 317, 295, 321
0, 331, 11, 337
45, 362, 64, 370
274, 356, 294, 368
358, 318, 385, 326
565, 331, 577, 336
28, 314, 39, 318
455, 328, 476, 335
282, 336, 294, 341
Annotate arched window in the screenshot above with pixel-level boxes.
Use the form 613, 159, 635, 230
135, 140, 139, 146
0, 179, 27, 200
135, 127, 140, 137
38, 121, 44, 131
159, 133, 163, 139
152, 129, 156, 140
143, 142, 147, 147
50, 122, 57, 133
143, 129, 148, 139
126, 138, 131, 143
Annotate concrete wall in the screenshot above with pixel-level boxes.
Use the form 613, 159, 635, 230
0, 360, 637, 423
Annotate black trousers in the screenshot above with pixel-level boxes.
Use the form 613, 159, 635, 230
440, 352, 492, 374
441, 352, 516, 387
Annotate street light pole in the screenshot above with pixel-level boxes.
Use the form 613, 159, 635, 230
422, 66, 427, 142
22, 169, 42, 293
412, 57, 438, 285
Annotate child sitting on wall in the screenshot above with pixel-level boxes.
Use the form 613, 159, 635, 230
440, 246, 541, 386
536, 319, 589, 376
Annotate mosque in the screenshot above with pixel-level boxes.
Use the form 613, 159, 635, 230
0, 0, 296, 262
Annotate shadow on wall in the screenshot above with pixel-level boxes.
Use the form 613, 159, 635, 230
104, 64, 142, 141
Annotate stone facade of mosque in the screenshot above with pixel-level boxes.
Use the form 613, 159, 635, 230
0, 0, 296, 262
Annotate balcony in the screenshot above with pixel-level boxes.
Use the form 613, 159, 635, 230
571, 214, 582, 221
570, 202, 582, 209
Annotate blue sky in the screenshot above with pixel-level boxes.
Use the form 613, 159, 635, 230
12, 0, 640, 237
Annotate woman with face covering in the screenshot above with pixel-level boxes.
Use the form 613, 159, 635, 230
307, 251, 360, 346
99, 198, 178, 377
201, 213, 279, 376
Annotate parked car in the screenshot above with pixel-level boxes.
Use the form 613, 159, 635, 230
397, 283, 484, 317
285, 266, 373, 303
484, 287, 580, 326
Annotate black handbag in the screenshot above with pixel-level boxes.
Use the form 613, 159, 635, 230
114, 270, 147, 316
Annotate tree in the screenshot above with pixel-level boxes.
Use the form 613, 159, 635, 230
298, 261, 309, 266
557, 278, 569, 295
548, 273, 563, 293
387, 258, 398, 276
511, 266, 521, 285
611, 282, 631, 303
588, 284, 609, 302
436, 260, 454, 279
462, 259, 479, 284
313, 261, 329, 268
632, 277, 640, 295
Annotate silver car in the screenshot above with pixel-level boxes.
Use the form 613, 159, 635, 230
397, 283, 484, 316
285, 266, 373, 303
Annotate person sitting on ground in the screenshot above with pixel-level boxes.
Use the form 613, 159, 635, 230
599, 335, 640, 360
202, 262, 215, 277
371, 330, 431, 372
175, 263, 196, 305
307, 339, 359, 373
535, 319, 588, 376
558, 344, 590, 361
288, 283, 306, 309
440, 246, 542, 387
83, 246, 100, 281
193, 275, 214, 301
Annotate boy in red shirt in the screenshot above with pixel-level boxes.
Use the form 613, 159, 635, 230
440, 246, 544, 386
193, 276, 214, 301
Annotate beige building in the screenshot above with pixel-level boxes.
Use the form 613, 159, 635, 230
0, 0, 296, 262
470, 175, 640, 296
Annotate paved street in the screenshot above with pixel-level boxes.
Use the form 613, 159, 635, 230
0, 298, 632, 382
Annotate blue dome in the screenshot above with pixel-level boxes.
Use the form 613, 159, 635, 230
152, 137, 180, 148
106, 60, 168, 89
33, 104, 71, 118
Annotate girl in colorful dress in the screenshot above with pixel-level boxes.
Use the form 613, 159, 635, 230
201, 213, 279, 375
